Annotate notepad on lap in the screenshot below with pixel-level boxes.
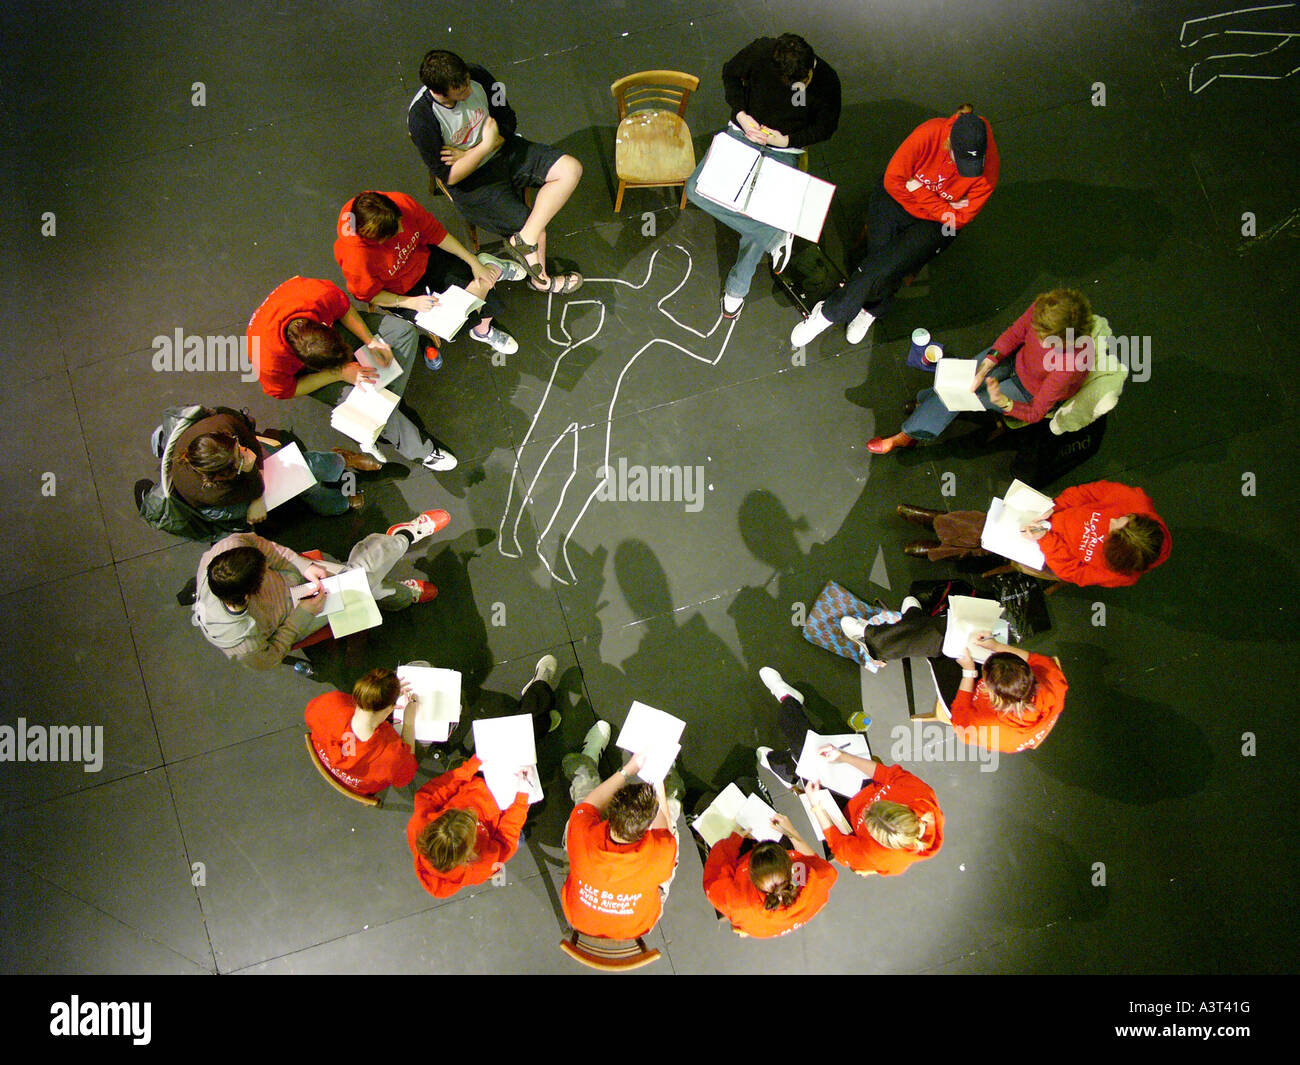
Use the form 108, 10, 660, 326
942, 595, 1010, 663
795, 731, 872, 797
691, 782, 747, 847
393, 665, 462, 743
330, 385, 398, 460
799, 787, 852, 841
260, 443, 318, 511
735, 792, 783, 842
934, 358, 988, 412
354, 343, 403, 390
414, 285, 485, 342
473, 714, 543, 808
615, 701, 686, 785
982, 495, 1050, 570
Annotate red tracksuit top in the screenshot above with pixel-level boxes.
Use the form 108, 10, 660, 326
406, 755, 529, 898
825, 763, 944, 875
304, 690, 417, 795
883, 113, 1000, 229
951, 653, 1068, 752
247, 276, 352, 399
702, 834, 837, 938
1040, 481, 1171, 587
333, 190, 449, 303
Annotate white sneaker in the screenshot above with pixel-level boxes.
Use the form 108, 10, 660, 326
770, 231, 794, 274
756, 746, 798, 790
581, 720, 611, 763
722, 293, 745, 319
846, 308, 876, 344
758, 666, 803, 705
523, 653, 558, 696
789, 301, 833, 347
478, 252, 527, 282
421, 447, 458, 472
900, 595, 922, 614
385, 508, 451, 544
469, 324, 519, 354
841, 616, 868, 644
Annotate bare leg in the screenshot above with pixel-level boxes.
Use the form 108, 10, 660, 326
518, 156, 581, 284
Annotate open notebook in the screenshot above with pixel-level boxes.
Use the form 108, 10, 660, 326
330, 385, 398, 460
982, 480, 1055, 569
290, 568, 382, 638
795, 731, 873, 798
694, 132, 836, 243
942, 595, 1010, 663
472, 714, 543, 808
260, 443, 318, 511
392, 664, 462, 743
414, 285, 485, 342
934, 358, 988, 412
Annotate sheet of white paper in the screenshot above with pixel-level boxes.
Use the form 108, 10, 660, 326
1003, 479, 1054, 516
736, 793, 783, 842
981, 497, 1048, 570
393, 665, 462, 743
615, 701, 685, 783
693, 132, 762, 207
934, 358, 988, 412
482, 762, 543, 809
472, 714, 537, 770
330, 385, 399, 455
353, 343, 403, 390
691, 782, 747, 847
290, 569, 358, 616
943, 595, 1009, 662
325, 568, 382, 638
413, 285, 486, 341
799, 787, 853, 841
260, 443, 318, 511
794, 731, 873, 797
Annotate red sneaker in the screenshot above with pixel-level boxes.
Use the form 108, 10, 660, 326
424, 342, 442, 371
387, 508, 451, 543
867, 433, 915, 455
399, 579, 438, 604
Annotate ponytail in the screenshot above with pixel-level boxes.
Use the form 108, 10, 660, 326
750, 842, 799, 910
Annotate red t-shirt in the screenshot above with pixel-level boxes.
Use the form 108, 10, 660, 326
406, 755, 529, 899
561, 803, 677, 939
333, 190, 449, 303
825, 764, 944, 875
950, 653, 1068, 752
988, 303, 1093, 425
247, 276, 352, 399
883, 113, 1000, 229
1040, 481, 1171, 587
702, 834, 837, 938
304, 690, 417, 795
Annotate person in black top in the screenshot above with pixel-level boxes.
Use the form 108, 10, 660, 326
685, 34, 841, 319
407, 49, 584, 293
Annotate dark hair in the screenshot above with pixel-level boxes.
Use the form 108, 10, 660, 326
284, 318, 350, 370
182, 432, 240, 484
207, 545, 266, 605
606, 782, 657, 842
982, 652, 1037, 713
1104, 515, 1165, 575
772, 34, 815, 85
417, 808, 478, 872
349, 191, 401, 241
420, 49, 471, 95
749, 842, 798, 909
352, 668, 401, 712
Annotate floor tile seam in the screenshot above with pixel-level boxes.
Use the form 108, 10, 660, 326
911, 918, 1072, 974
0, 761, 169, 818
64, 317, 250, 372
4, 854, 217, 972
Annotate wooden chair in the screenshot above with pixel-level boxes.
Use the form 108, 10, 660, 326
558, 929, 661, 971
429, 172, 535, 253
303, 732, 383, 807
610, 70, 699, 212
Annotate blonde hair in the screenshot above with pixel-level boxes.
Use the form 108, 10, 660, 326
864, 801, 932, 852
1031, 288, 1093, 342
417, 808, 478, 872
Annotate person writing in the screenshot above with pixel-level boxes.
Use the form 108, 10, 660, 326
305, 669, 419, 797
950, 633, 1068, 753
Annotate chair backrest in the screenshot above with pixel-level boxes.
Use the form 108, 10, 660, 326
558, 930, 661, 971
611, 70, 699, 120
303, 732, 382, 807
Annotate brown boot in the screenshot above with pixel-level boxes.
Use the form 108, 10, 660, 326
896, 504, 943, 528
333, 447, 382, 472
903, 540, 941, 557
347, 492, 366, 512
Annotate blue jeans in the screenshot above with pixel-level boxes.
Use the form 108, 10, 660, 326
264, 444, 349, 516
685, 127, 799, 299
902, 351, 1032, 441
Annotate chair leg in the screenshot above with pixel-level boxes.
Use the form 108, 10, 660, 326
468, 223, 479, 253
679, 183, 688, 210
614, 181, 625, 213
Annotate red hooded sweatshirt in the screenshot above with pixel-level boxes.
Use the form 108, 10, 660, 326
951, 653, 1068, 753
247, 276, 352, 399
333, 190, 448, 303
883, 112, 1000, 229
304, 690, 417, 795
825, 764, 944, 875
702, 834, 837, 938
1040, 481, 1172, 587
406, 755, 529, 899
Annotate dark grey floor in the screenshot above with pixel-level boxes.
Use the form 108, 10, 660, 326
2, 0, 1298, 974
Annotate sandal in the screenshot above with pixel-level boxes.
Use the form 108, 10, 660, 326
528, 270, 584, 294
504, 233, 546, 283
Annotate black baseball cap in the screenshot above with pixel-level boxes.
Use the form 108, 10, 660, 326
950, 113, 988, 177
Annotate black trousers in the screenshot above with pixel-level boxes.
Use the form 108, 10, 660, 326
393, 246, 506, 327
519, 679, 556, 739
822, 180, 956, 323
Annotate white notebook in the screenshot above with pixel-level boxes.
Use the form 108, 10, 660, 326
694, 132, 836, 242
260, 443, 318, 511
353, 342, 403, 390
414, 285, 485, 342
942, 595, 1010, 663
934, 358, 988, 412
795, 731, 873, 798
393, 665, 462, 743
615, 701, 686, 785
691, 782, 747, 848
735, 792, 783, 842
799, 787, 852, 842
330, 385, 398, 459
473, 714, 543, 808
981, 479, 1055, 570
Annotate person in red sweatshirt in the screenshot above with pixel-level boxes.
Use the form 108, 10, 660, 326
333, 189, 523, 358
305, 668, 418, 796
948, 633, 1068, 753
869, 288, 1095, 454
703, 815, 837, 938
560, 725, 680, 940
247, 275, 458, 472
895, 481, 1171, 586
791, 105, 999, 348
